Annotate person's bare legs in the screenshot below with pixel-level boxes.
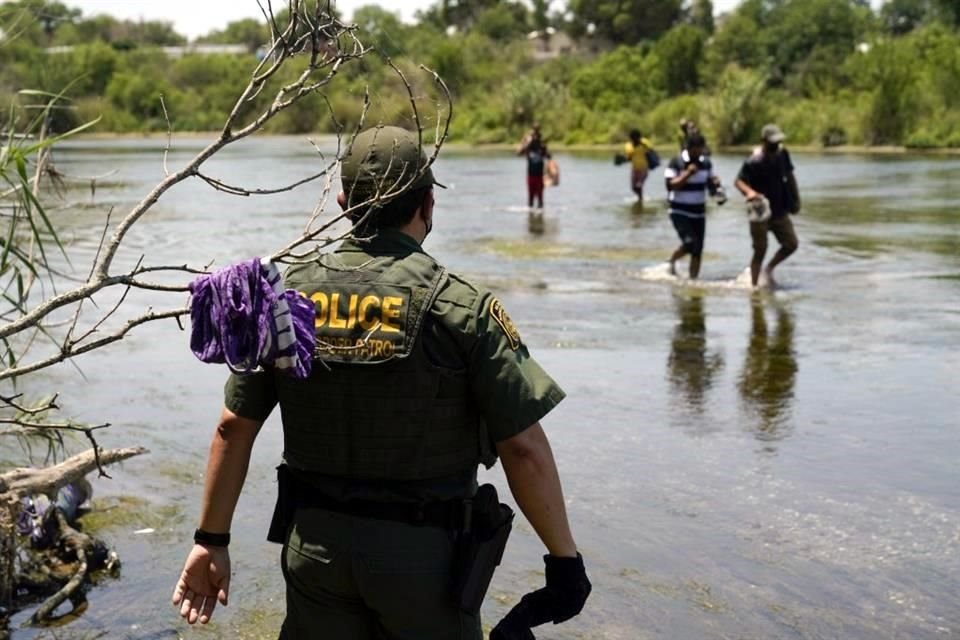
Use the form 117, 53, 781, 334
751, 252, 766, 287
763, 222, 799, 285
632, 169, 646, 204
689, 255, 701, 279
669, 246, 688, 276
763, 246, 796, 285
750, 241, 767, 287
749, 221, 769, 287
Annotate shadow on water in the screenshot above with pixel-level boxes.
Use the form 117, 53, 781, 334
627, 200, 662, 229
527, 210, 546, 235
738, 296, 798, 444
666, 292, 725, 426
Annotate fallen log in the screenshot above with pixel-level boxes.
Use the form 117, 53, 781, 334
0, 446, 148, 497
0, 446, 148, 623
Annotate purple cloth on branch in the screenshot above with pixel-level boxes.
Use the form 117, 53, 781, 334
189, 258, 315, 378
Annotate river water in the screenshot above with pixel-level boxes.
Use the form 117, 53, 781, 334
4, 137, 958, 639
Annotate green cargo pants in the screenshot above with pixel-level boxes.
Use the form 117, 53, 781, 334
279, 506, 483, 640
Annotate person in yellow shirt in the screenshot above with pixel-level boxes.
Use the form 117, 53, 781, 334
623, 129, 658, 202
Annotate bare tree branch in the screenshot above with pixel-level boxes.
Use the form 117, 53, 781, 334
0, 307, 188, 381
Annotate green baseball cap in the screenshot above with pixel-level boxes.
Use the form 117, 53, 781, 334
340, 125, 445, 200
761, 123, 786, 144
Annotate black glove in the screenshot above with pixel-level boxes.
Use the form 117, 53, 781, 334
491, 553, 591, 637
489, 620, 535, 640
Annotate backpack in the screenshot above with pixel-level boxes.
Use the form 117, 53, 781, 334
645, 147, 661, 170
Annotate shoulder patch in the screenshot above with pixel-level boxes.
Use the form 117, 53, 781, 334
489, 298, 522, 351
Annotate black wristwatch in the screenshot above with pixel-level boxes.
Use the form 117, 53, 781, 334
193, 528, 230, 547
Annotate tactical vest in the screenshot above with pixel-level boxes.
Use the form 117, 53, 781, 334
274, 249, 487, 481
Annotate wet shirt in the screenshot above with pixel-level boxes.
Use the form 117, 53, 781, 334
737, 147, 795, 219
524, 140, 550, 177
664, 149, 714, 218
624, 138, 653, 171
223, 230, 565, 499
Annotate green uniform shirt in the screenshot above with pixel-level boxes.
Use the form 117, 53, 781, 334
224, 230, 564, 496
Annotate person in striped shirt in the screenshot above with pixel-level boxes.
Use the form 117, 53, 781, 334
664, 133, 723, 279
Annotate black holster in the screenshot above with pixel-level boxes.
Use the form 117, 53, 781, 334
453, 483, 514, 615
267, 464, 297, 544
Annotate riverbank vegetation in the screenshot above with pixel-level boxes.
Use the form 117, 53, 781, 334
1, 0, 959, 148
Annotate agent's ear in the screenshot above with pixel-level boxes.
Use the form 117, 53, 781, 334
337, 191, 347, 210
421, 188, 435, 220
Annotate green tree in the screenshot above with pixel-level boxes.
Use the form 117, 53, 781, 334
703, 13, 767, 80
425, 37, 470, 92
787, 43, 851, 97
732, 0, 768, 25
351, 6, 408, 57
570, 45, 664, 111
933, 0, 959, 27
70, 42, 118, 95
705, 64, 768, 145
417, 0, 501, 31
687, 0, 715, 34
106, 70, 176, 122
197, 18, 269, 51
767, 0, 867, 82
916, 25, 960, 107
881, 0, 960, 33
531, 0, 550, 32
475, 3, 530, 41
654, 24, 707, 95
503, 76, 563, 127
881, 0, 932, 34
865, 44, 917, 144
0, 0, 80, 45
53, 15, 118, 45
566, 0, 684, 44
125, 20, 186, 46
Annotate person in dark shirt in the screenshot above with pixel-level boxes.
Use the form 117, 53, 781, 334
678, 119, 698, 150
517, 123, 551, 210
735, 124, 801, 287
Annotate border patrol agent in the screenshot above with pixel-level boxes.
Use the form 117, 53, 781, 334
173, 126, 591, 639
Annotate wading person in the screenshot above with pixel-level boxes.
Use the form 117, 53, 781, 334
734, 123, 801, 287
665, 132, 722, 279
622, 128, 656, 202
517, 123, 551, 210
172, 126, 590, 639
678, 118, 698, 150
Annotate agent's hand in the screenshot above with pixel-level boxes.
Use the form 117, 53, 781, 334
172, 544, 231, 624
490, 554, 591, 636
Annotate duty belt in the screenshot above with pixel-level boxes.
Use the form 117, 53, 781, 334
268, 464, 470, 543
298, 491, 466, 530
